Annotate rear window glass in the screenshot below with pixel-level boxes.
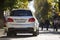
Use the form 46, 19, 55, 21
10, 10, 32, 16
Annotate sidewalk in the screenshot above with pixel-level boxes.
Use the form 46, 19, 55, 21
0, 29, 5, 37
39, 28, 60, 34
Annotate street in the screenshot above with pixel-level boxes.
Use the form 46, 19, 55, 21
0, 28, 60, 40
0, 0, 60, 40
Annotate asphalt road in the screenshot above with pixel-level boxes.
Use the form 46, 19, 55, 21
0, 28, 60, 40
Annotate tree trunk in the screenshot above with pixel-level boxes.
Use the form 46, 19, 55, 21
0, 10, 4, 29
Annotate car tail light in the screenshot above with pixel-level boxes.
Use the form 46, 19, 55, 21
7, 18, 13, 22
28, 18, 35, 22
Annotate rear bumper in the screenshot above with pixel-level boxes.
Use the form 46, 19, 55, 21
6, 23, 35, 28
8, 28, 34, 33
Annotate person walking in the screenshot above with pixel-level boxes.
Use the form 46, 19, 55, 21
53, 19, 58, 31
40, 18, 45, 31
45, 19, 50, 30
40, 21, 44, 30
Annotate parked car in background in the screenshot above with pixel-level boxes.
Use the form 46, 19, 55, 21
6, 9, 39, 36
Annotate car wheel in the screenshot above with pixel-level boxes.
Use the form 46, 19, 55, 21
7, 31, 11, 37
7, 31, 16, 37
33, 32, 37, 36
33, 30, 39, 36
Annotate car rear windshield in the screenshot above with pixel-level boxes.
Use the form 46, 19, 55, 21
10, 10, 32, 16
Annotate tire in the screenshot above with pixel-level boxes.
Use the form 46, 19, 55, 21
33, 30, 39, 36
33, 32, 37, 36
7, 31, 16, 37
7, 31, 11, 37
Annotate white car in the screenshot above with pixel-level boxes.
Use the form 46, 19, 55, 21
6, 9, 39, 36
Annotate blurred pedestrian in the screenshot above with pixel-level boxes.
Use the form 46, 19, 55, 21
53, 19, 58, 31
58, 19, 60, 29
40, 18, 45, 31
40, 22, 44, 30
45, 19, 50, 30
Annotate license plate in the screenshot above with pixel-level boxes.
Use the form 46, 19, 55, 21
16, 21, 25, 23
15, 19, 26, 23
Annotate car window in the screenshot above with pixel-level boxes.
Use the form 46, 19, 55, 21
10, 10, 32, 16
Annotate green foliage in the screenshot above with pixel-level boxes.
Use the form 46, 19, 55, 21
14, 0, 28, 9
1, 0, 17, 10
0, 0, 29, 28
20, 0, 28, 2
28, 0, 32, 1
0, 0, 28, 11
34, 0, 51, 20
0, 0, 5, 10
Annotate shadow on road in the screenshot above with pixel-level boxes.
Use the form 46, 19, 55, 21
0, 35, 36, 40
0, 28, 60, 38
0, 38, 9, 40
0, 35, 35, 38
39, 30, 60, 35
39, 27, 60, 35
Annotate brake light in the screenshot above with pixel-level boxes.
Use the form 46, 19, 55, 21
28, 18, 35, 22
7, 18, 13, 22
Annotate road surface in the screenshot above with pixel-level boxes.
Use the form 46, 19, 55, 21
0, 28, 60, 40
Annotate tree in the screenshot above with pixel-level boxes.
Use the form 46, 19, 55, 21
14, 0, 28, 9
0, 0, 6, 28
0, 0, 17, 28
0, 0, 30, 28
34, 0, 51, 21
28, 0, 32, 1
58, 0, 60, 11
